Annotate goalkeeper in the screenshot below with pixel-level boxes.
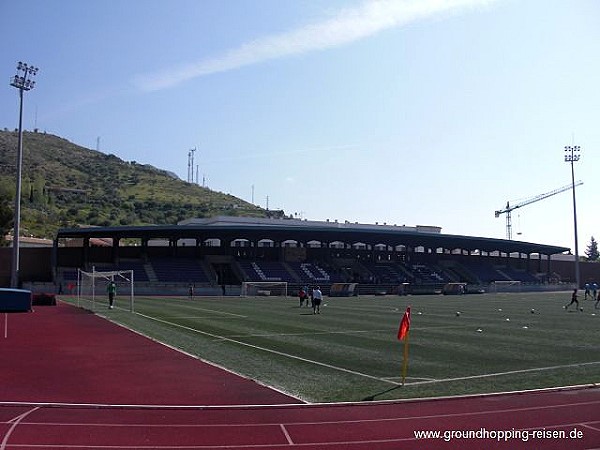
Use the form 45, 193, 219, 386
107, 280, 117, 309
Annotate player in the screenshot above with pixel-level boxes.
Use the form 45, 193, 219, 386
584, 282, 591, 300
188, 284, 194, 300
107, 280, 117, 309
298, 287, 307, 307
564, 288, 580, 311
312, 286, 323, 314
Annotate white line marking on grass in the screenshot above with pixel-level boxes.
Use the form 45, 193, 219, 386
280, 423, 294, 445
135, 312, 401, 387
224, 325, 468, 340
406, 361, 600, 386
142, 297, 248, 318
224, 328, 391, 339
1, 407, 39, 450
162, 316, 248, 321
383, 376, 439, 382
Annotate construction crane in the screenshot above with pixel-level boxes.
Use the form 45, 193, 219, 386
495, 181, 583, 240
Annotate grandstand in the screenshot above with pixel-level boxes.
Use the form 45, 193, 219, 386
41, 215, 583, 296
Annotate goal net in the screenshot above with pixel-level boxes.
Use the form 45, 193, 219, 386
77, 268, 135, 312
329, 283, 358, 297
490, 280, 522, 293
240, 281, 288, 297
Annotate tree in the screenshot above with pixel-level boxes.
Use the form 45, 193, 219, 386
585, 236, 599, 261
0, 193, 13, 246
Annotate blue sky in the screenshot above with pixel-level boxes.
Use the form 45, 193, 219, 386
1, 0, 598, 254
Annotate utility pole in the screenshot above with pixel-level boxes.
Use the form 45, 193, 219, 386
187, 150, 191, 182
190, 147, 196, 184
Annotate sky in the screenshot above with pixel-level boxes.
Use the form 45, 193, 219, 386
1, 0, 598, 254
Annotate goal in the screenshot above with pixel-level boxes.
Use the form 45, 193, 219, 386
329, 283, 358, 297
77, 268, 135, 312
490, 280, 522, 293
240, 281, 288, 297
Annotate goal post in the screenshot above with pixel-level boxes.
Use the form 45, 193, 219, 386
490, 280, 522, 293
240, 281, 288, 297
77, 267, 135, 312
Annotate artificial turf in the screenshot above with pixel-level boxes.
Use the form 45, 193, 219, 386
63, 291, 600, 403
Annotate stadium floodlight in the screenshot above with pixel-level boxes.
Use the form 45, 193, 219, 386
9, 61, 38, 288
564, 145, 581, 289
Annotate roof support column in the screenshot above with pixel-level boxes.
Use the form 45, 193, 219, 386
112, 237, 120, 264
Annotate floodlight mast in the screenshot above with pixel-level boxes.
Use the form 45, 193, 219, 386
564, 145, 581, 289
9, 61, 38, 288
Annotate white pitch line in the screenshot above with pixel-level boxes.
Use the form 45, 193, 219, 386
405, 361, 600, 386
223, 329, 391, 339
135, 312, 400, 386
162, 316, 247, 321
142, 298, 247, 318
223, 325, 468, 340
383, 376, 439, 382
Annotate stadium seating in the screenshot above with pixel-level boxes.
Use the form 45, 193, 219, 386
410, 263, 451, 284
95, 260, 151, 282
459, 260, 510, 283
286, 262, 342, 284
238, 261, 296, 282
362, 262, 411, 284
149, 258, 210, 283
496, 266, 540, 283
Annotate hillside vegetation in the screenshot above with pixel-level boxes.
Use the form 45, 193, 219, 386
0, 130, 276, 239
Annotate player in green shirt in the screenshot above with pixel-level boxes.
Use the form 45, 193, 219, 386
107, 280, 117, 309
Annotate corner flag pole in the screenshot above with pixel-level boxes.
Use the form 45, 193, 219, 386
401, 329, 410, 386
397, 306, 411, 386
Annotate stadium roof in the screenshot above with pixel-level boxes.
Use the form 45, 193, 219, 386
56, 216, 570, 256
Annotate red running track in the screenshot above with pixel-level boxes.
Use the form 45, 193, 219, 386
1, 303, 599, 449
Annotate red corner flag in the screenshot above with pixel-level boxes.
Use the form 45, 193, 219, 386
397, 306, 411, 341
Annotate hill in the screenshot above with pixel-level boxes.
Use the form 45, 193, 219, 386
0, 130, 279, 240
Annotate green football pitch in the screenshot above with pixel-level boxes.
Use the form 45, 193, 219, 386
64, 291, 600, 403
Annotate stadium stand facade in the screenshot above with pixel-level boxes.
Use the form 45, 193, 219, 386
24, 215, 583, 296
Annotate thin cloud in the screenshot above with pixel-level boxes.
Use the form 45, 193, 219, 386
202, 143, 358, 164
134, 0, 496, 91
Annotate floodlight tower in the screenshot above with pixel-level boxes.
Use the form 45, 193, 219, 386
10, 61, 38, 288
564, 145, 581, 289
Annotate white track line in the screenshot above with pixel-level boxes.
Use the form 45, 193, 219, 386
8, 400, 600, 429
1, 407, 39, 450
279, 424, 294, 445
582, 423, 600, 432
1, 384, 598, 411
